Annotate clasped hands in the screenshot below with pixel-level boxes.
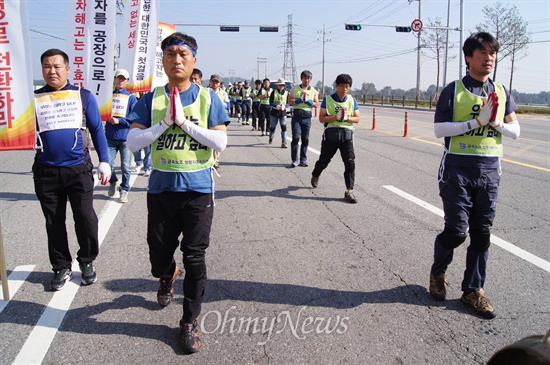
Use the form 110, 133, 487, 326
163, 87, 187, 127
476, 92, 500, 128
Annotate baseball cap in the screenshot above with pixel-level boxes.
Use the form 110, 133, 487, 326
210, 74, 221, 82
244, 80, 250, 84
114, 69, 130, 79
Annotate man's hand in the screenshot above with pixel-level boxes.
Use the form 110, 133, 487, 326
164, 87, 187, 127
476, 92, 499, 126
98, 162, 111, 185
302, 92, 308, 103
487, 93, 501, 127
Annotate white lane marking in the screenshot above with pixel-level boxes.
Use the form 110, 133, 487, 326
383, 185, 550, 273
0, 265, 36, 314
13, 171, 141, 365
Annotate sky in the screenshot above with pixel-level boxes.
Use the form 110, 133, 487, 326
27, 0, 550, 94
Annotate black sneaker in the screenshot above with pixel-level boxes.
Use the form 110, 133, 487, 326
180, 320, 201, 354
50, 268, 72, 291
311, 176, 319, 188
299, 162, 308, 167
79, 262, 97, 285
157, 266, 179, 307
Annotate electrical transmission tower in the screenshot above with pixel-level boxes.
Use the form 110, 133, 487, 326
282, 14, 297, 84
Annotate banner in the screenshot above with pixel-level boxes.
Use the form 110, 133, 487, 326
66, 0, 116, 121
0, 0, 36, 151
151, 22, 175, 89
119, 0, 159, 93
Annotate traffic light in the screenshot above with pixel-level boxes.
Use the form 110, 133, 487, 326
220, 26, 239, 32
395, 26, 412, 33
345, 24, 362, 31
260, 26, 279, 32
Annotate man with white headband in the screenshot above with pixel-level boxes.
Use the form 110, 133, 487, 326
126, 32, 229, 354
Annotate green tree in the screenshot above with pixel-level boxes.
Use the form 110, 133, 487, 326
476, 2, 531, 90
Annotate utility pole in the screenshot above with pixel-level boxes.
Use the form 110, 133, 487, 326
443, 0, 451, 88
318, 24, 330, 98
257, 57, 267, 79
459, 0, 464, 78
415, 0, 422, 107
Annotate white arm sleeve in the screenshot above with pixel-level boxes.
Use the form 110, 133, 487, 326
434, 119, 479, 138
494, 120, 520, 140
126, 122, 169, 152
180, 122, 228, 152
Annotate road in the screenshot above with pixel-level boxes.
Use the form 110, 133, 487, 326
0, 106, 549, 364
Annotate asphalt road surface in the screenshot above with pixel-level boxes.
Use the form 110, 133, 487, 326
1, 106, 548, 364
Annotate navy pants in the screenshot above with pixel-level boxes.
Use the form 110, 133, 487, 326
431, 165, 500, 292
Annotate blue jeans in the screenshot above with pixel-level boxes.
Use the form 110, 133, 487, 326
108, 139, 132, 191
269, 114, 287, 142
291, 110, 312, 163
133, 145, 152, 171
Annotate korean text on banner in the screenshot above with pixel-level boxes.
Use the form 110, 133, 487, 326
66, 0, 116, 122
119, 0, 159, 93
151, 22, 176, 89
0, 0, 36, 151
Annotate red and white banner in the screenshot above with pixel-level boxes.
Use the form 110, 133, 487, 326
119, 0, 159, 93
151, 22, 175, 89
66, 0, 116, 121
0, 0, 36, 151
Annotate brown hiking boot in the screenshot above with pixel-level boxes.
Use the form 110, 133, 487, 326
429, 273, 447, 301
461, 289, 496, 319
180, 320, 202, 354
157, 266, 179, 307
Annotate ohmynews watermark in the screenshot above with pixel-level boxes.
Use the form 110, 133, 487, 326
200, 306, 349, 346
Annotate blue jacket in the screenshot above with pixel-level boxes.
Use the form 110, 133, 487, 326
34, 83, 109, 167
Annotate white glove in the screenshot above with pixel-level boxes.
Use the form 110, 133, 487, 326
476, 93, 499, 126
301, 92, 308, 102
164, 87, 187, 127
337, 107, 348, 121
98, 162, 111, 185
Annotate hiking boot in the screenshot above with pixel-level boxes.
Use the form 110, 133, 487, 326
180, 320, 202, 354
311, 176, 319, 188
108, 181, 120, 197
461, 289, 496, 319
79, 262, 97, 285
157, 266, 179, 307
429, 273, 447, 301
119, 190, 129, 203
281, 142, 288, 148
50, 268, 72, 291
344, 190, 358, 204
269, 138, 273, 144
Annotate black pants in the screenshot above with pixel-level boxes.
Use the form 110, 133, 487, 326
147, 191, 213, 322
258, 105, 272, 132
312, 131, 356, 190
33, 159, 99, 271
251, 101, 261, 129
